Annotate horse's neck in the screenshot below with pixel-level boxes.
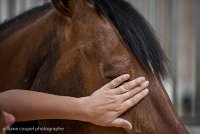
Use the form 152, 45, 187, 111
125, 65, 187, 133
0, 5, 54, 42
0, 10, 64, 91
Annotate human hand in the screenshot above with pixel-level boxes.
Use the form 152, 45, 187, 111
80, 74, 149, 129
0, 111, 15, 134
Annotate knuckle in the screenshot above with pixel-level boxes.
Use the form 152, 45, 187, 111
131, 97, 138, 105
132, 79, 138, 84
113, 79, 120, 85
128, 91, 134, 97
120, 86, 127, 93
106, 90, 113, 95
135, 79, 142, 84
109, 90, 116, 95
114, 105, 123, 112
109, 96, 118, 102
122, 94, 128, 101
123, 83, 130, 90
127, 101, 133, 108
135, 87, 143, 93
124, 89, 134, 97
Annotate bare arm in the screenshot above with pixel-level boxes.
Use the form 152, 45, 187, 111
0, 74, 149, 129
0, 90, 84, 121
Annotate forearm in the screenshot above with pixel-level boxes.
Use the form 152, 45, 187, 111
0, 75, 149, 129
0, 90, 84, 122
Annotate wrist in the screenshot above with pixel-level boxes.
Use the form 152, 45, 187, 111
76, 96, 91, 123
59, 96, 85, 121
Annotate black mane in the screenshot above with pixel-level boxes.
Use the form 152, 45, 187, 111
93, 0, 170, 78
0, 0, 169, 78
0, 3, 53, 32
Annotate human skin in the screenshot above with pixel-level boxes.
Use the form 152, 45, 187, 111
0, 111, 15, 134
0, 74, 149, 131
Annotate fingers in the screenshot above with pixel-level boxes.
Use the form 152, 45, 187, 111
121, 89, 149, 114
112, 77, 145, 95
109, 118, 132, 130
121, 81, 149, 101
105, 74, 130, 89
2, 111, 15, 128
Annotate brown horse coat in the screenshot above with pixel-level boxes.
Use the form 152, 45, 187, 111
0, 0, 188, 133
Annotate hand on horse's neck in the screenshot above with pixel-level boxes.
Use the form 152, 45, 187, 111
0, 2, 188, 133
117, 57, 186, 133
30, 9, 188, 134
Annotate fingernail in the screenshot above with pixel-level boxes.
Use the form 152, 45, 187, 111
126, 125, 132, 130
139, 77, 145, 81
143, 88, 149, 94
124, 74, 130, 78
142, 81, 149, 87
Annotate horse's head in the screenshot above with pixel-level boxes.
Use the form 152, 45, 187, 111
33, 0, 187, 133
48, 0, 171, 94
49, 0, 136, 95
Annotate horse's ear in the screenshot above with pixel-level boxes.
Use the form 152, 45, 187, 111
51, 0, 71, 16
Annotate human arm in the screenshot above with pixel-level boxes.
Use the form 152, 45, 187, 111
0, 74, 149, 129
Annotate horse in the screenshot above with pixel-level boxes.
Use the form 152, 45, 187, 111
0, 0, 188, 133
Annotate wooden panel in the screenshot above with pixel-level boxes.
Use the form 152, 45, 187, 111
176, 0, 197, 118
171, 0, 178, 108
196, 0, 200, 124
0, 0, 9, 22
155, 0, 172, 56
0, 0, 50, 23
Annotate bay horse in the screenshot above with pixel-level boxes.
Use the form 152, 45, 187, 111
0, 0, 188, 133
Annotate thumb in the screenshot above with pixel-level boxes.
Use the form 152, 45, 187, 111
109, 118, 132, 130
2, 111, 15, 128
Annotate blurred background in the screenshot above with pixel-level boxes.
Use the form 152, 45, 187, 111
0, 0, 199, 133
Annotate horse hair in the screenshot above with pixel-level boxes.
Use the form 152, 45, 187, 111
0, 0, 170, 78
93, 0, 170, 78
